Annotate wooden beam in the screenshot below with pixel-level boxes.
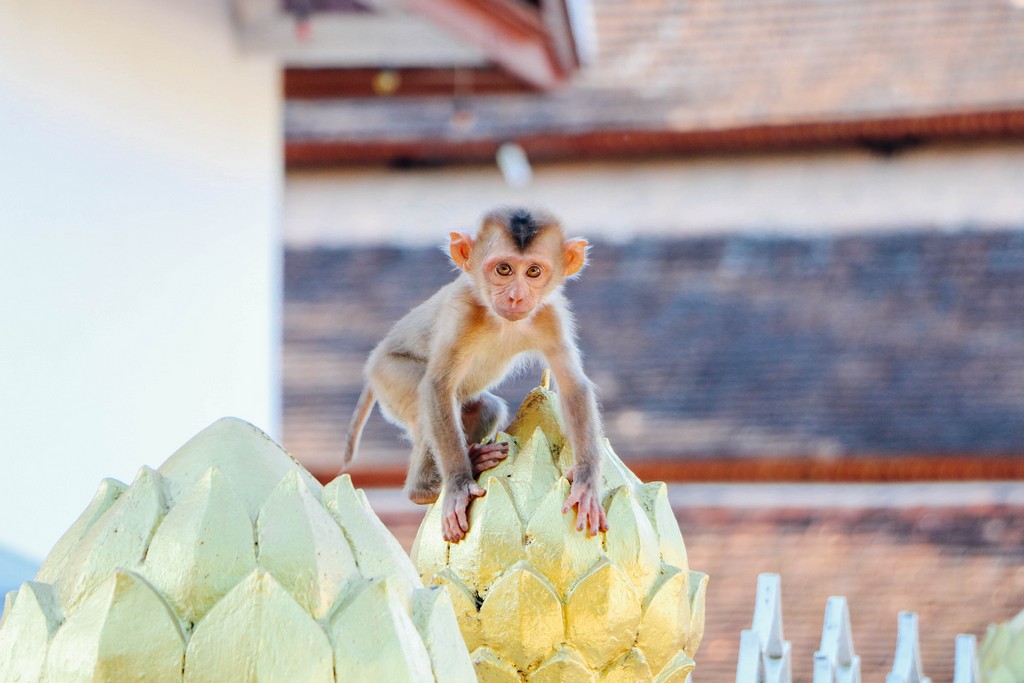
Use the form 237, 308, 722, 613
317, 455, 1024, 487
284, 66, 533, 98
285, 108, 1024, 167
400, 0, 569, 90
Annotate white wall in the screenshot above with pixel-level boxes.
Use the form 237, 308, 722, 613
0, 0, 281, 560
285, 142, 1024, 246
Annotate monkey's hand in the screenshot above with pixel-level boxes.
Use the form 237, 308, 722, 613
442, 477, 486, 543
562, 467, 609, 536
468, 440, 509, 475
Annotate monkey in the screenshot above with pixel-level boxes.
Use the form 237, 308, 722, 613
343, 207, 609, 543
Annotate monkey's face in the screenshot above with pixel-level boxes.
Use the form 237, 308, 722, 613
481, 249, 556, 321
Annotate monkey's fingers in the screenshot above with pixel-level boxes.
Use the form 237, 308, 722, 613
471, 454, 509, 475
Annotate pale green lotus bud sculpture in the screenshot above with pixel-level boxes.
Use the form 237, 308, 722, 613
412, 382, 708, 682
979, 608, 1024, 683
0, 418, 475, 682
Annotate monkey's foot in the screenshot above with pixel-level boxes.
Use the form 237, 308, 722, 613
405, 485, 441, 505
468, 440, 509, 475
442, 481, 486, 543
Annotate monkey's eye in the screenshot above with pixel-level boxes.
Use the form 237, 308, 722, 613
495, 263, 513, 276
526, 265, 543, 278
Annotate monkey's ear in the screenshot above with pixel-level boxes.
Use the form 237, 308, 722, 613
563, 239, 589, 278
449, 232, 474, 271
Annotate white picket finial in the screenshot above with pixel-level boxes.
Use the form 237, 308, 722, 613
952, 634, 979, 683
736, 573, 792, 683
886, 612, 932, 683
814, 596, 861, 683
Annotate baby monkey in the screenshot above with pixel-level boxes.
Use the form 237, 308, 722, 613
343, 207, 609, 542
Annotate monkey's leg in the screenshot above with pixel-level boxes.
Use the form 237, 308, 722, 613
462, 392, 509, 475
404, 440, 443, 505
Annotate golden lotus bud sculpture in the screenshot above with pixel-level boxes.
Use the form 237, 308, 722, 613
0, 418, 475, 682
412, 380, 708, 682
979, 608, 1024, 683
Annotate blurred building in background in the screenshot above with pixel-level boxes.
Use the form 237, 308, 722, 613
3, 1, 1023, 679
281, 0, 1024, 478
279, 3, 1024, 678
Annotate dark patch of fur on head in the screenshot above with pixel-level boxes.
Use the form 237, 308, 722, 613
481, 206, 558, 252
508, 208, 542, 251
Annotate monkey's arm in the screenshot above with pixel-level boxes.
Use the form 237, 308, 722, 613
541, 315, 609, 536
419, 336, 484, 543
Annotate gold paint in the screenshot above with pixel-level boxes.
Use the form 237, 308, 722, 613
186, 569, 332, 682
685, 572, 709, 658
604, 486, 662, 596
415, 383, 707, 681
1, 418, 474, 681
480, 562, 564, 671
448, 476, 525, 596
655, 651, 696, 683
525, 479, 604, 599
505, 389, 565, 452
504, 429, 563, 523
565, 559, 641, 668
528, 647, 595, 682
638, 482, 689, 569
980, 609, 1024, 681
473, 647, 523, 683
637, 566, 689, 673
48, 570, 184, 683
602, 649, 654, 682
540, 368, 551, 390
434, 568, 484, 653
411, 492, 449, 582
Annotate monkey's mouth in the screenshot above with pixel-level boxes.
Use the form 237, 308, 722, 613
495, 306, 530, 322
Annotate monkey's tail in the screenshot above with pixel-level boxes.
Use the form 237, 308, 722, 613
342, 385, 375, 471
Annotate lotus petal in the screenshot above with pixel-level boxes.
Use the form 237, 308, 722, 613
47, 570, 184, 683
413, 586, 478, 683
566, 558, 641, 669
601, 649, 653, 682
411, 489, 448, 586
0, 582, 61, 683
328, 578, 432, 683
472, 647, 522, 683
685, 571, 709, 658
524, 478, 604, 599
256, 471, 358, 618
159, 417, 322, 519
434, 568, 483, 653
36, 478, 126, 585
504, 428, 562, 524
637, 482, 688, 569
323, 474, 420, 602
637, 565, 690, 674
185, 569, 331, 682
655, 651, 696, 683
604, 486, 661, 597
448, 476, 524, 596
480, 562, 563, 672
57, 467, 168, 610
144, 467, 256, 626
529, 647, 595, 682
